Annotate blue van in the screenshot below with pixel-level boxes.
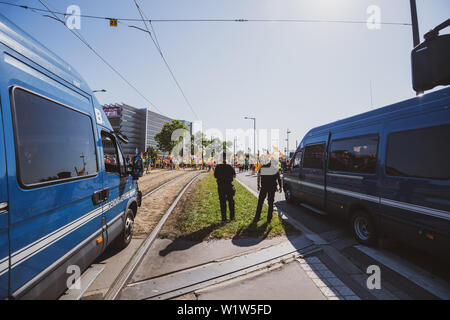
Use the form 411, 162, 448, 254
0, 14, 141, 299
283, 86, 450, 256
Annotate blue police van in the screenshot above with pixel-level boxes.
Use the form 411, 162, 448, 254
283, 87, 450, 256
0, 14, 142, 299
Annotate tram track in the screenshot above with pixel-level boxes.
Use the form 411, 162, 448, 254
103, 171, 205, 300
82, 169, 319, 301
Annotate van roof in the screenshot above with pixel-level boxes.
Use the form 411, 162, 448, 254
0, 13, 91, 94
304, 86, 450, 139
0, 13, 113, 131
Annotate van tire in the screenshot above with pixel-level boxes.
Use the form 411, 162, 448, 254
284, 185, 295, 204
113, 208, 134, 250
350, 210, 377, 245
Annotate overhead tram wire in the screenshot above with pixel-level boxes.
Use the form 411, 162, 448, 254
137, 4, 162, 53
35, 0, 165, 115
0, 2, 412, 26
132, 0, 199, 120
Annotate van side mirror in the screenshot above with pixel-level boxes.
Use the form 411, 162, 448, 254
129, 158, 143, 180
411, 19, 450, 92
126, 164, 133, 175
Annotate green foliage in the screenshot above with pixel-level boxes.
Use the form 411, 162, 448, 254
154, 120, 189, 154
191, 131, 215, 155
146, 145, 157, 159
173, 173, 298, 240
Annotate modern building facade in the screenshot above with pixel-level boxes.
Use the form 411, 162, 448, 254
102, 103, 192, 157
144, 109, 173, 151
102, 103, 146, 156
179, 120, 193, 135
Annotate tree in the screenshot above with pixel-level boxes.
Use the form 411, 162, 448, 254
154, 120, 189, 154
223, 140, 232, 154
190, 131, 214, 155
146, 145, 157, 160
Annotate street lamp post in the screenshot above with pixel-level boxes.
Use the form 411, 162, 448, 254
244, 117, 256, 161
286, 129, 291, 157
233, 137, 237, 167
93, 89, 106, 93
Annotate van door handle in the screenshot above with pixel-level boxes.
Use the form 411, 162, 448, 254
92, 188, 110, 205
92, 190, 104, 206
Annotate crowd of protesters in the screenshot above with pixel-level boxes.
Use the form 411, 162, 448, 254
125, 152, 290, 176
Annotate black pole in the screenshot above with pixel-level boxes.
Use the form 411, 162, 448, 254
252, 118, 256, 160
410, 0, 420, 47
233, 137, 236, 167
410, 0, 423, 96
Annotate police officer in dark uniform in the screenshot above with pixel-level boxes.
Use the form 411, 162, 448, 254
132, 153, 144, 178
254, 159, 282, 223
214, 153, 236, 222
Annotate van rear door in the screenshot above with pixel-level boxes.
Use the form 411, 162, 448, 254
0, 51, 104, 298
0, 97, 9, 299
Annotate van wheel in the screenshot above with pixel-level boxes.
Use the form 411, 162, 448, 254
114, 209, 134, 250
350, 211, 377, 245
284, 185, 294, 203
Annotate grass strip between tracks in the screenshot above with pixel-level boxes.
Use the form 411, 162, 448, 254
161, 173, 299, 240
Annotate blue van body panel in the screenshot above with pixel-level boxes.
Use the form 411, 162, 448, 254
0, 14, 89, 94
286, 86, 450, 255
0, 51, 104, 294
0, 93, 9, 299
0, 13, 137, 298
303, 86, 450, 138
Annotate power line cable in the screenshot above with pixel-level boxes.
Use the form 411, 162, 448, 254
0, 1, 412, 26
136, 4, 162, 52
132, 0, 199, 120
35, 0, 165, 115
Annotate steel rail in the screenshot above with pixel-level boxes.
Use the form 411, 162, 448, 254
104, 171, 204, 300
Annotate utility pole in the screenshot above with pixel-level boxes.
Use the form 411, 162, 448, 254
233, 137, 237, 167
410, 0, 420, 47
286, 129, 291, 157
410, 0, 423, 96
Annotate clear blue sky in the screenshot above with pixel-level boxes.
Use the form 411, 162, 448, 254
2, 0, 449, 153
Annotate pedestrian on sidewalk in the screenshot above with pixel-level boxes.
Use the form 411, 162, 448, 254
214, 153, 236, 223
145, 156, 151, 174
254, 159, 282, 224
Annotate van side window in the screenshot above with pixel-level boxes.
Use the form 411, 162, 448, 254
11, 88, 97, 187
329, 135, 378, 174
293, 150, 303, 169
101, 132, 120, 174
386, 124, 450, 180
303, 143, 325, 169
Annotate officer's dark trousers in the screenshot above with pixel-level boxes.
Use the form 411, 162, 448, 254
218, 183, 235, 221
255, 187, 276, 221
